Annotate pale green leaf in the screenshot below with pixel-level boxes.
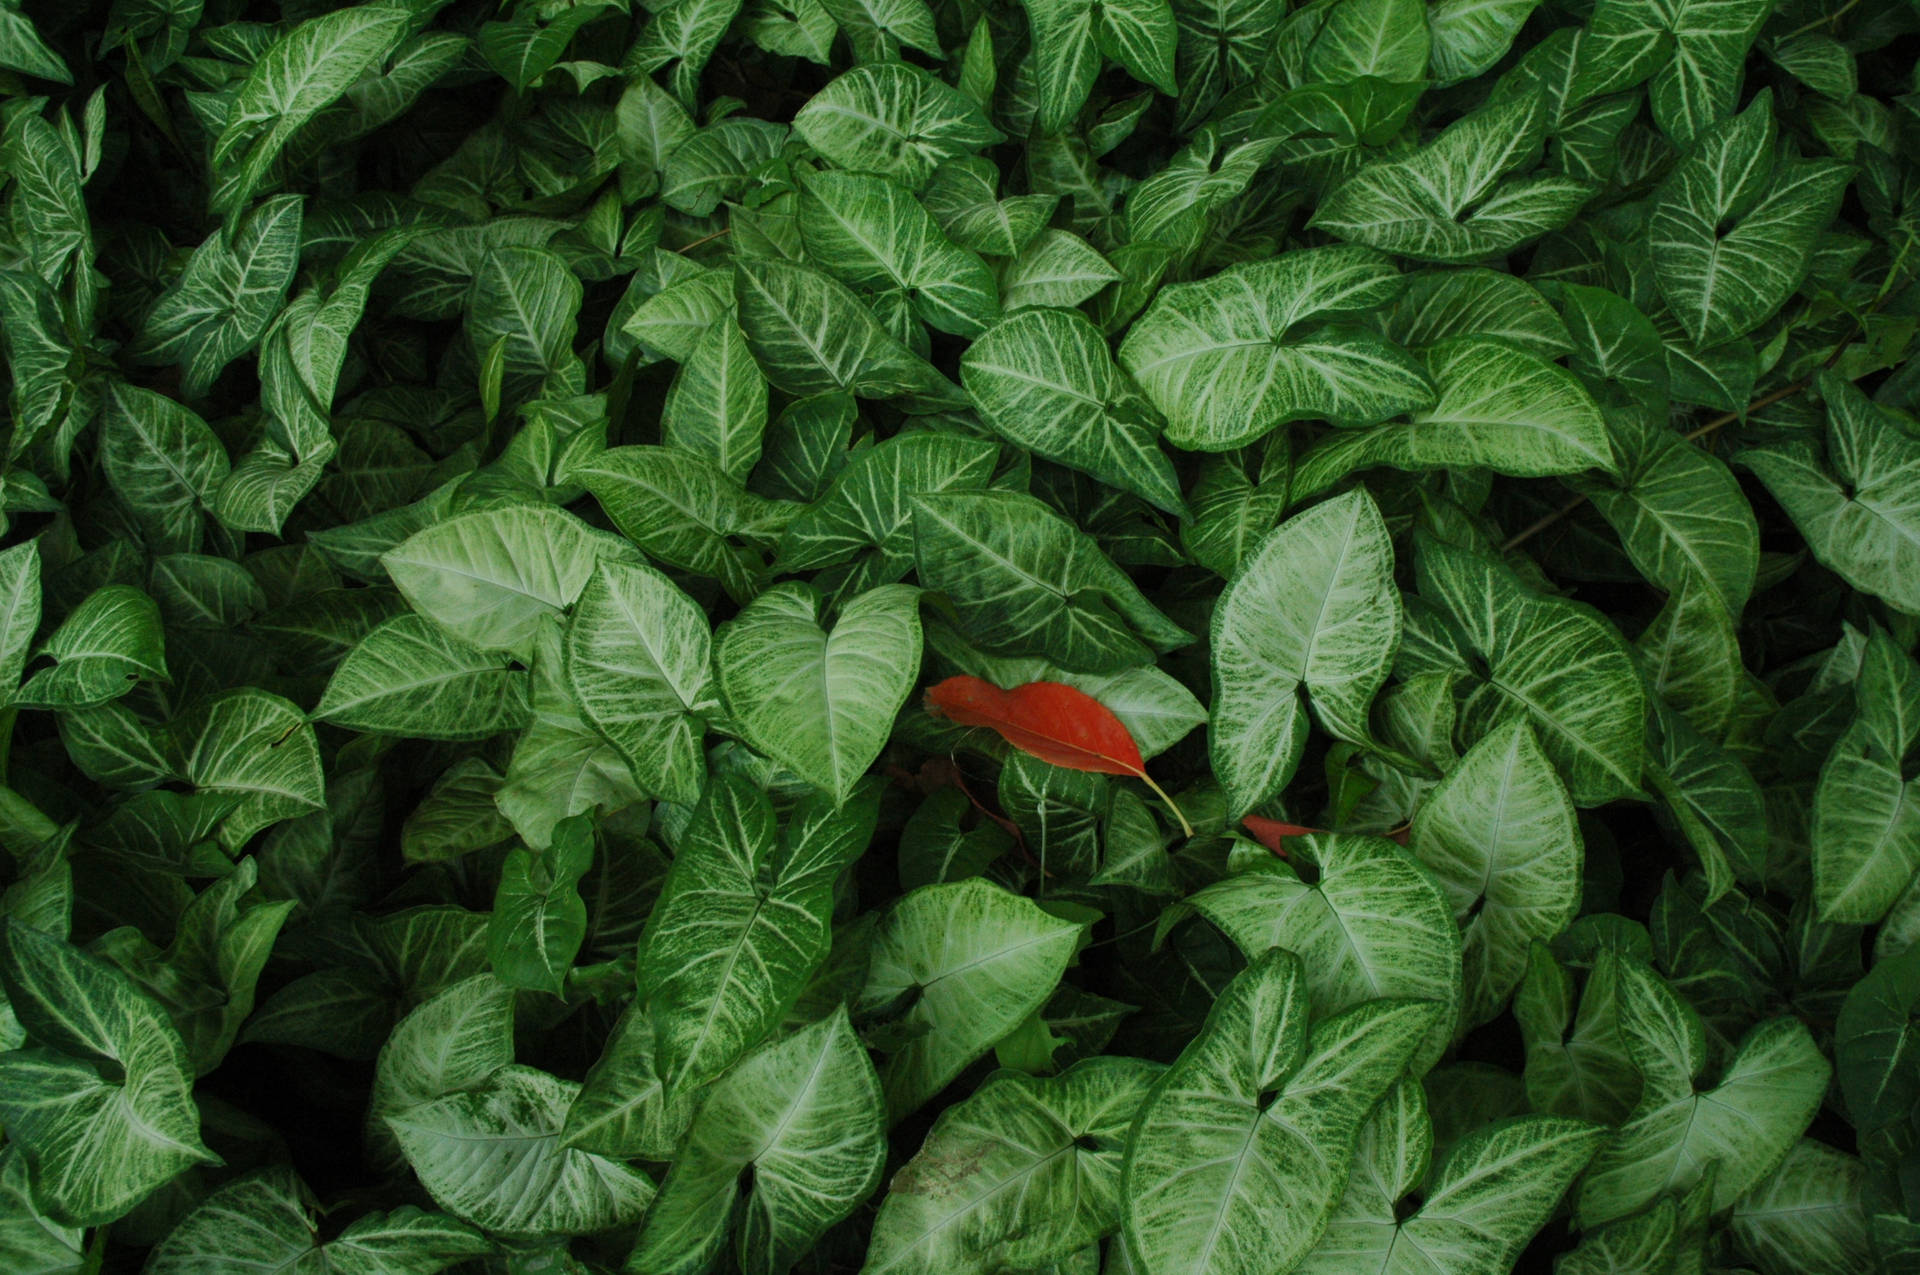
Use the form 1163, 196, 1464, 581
210, 5, 411, 215
134, 195, 304, 398
962, 308, 1184, 513
911, 490, 1191, 673
714, 582, 921, 803
640, 774, 880, 1092
0, 922, 217, 1227
857, 878, 1083, 1120
1121, 948, 1444, 1275
315, 613, 530, 740
1809, 628, 1920, 924
1310, 92, 1592, 263
1647, 93, 1850, 347
1412, 538, 1646, 805
1293, 337, 1616, 498
381, 503, 636, 656
663, 317, 768, 483
14, 585, 166, 710
1575, 961, 1830, 1226
1740, 372, 1920, 618
863, 1056, 1163, 1274
1413, 719, 1583, 1029
1209, 489, 1399, 817
629, 1009, 885, 1275
1176, 832, 1462, 1070
793, 63, 1003, 189
563, 559, 713, 807
1118, 245, 1431, 451
388, 1064, 656, 1238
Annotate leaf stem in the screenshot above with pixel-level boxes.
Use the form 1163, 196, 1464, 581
675, 226, 733, 253
1137, 771, 1194, 838
1778, 0, 1861, 39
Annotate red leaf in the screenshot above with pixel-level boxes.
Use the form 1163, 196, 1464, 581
1241, 816, 1320, 858
925, 675, 1146, 777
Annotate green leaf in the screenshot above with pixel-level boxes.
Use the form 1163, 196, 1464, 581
1428, 0, 1539, 84
663, 317, 768, 483
775, 431, 999, 586
402, 761, 513, 866
1740, 372, 1920, 618
962, 307, 1184, 513
1121, 948, 1444, 1275
389, 1064, 657, 1238
714, 582, 920, 802
0, 541, 38, 699
923, 157, 1057, 257
496, 622, 647, 851
857, 878, 1084, 1120
1209, 489, 1400, 817
1515, 946, 1644, 1125
1730, 1139, 1873, 1275
662, 118, 787, 217
815, 0, 940, 62
863, 1056, 1163, 1274
798, 170, 1000, 338
911, 490, 1191, 673
734, 257, 957, 403
479, 3, 610, 94
367, 974, 517, 1173
1574, 960, 1830, 1226
999, 229, 1120, 311
1568, 0, 1773, 143
1809, 628, 1920, 924
571, 445, 778, 604
1835, 941, 1920, 1138
101, 383, 231, 554
629, 1008, 885, 1275
210, 5, 411, 216
490, 813, 593, 997
1386, 269, 1573, 359
146, 1166, 490, 1275
1413, 719, 1583, 1029
1024, 0, 1177, 134
793, 63, 1003, 189
382, 503, 635, 657
1293, 337, 1616, 498
0, 1146, 84, 1274
0, 921, 218, 1226
1310, 91, 1592, 263
1301, 1097, 1602, 1273
1411, 537, 1646, 805
1581, 407, 1759, 616
1118, 245, 1431, 451
562, 560, 713, 806
0, 5, 70, 83
465, 247, 584, 386
1646, 93, 1851, 347
315, 613, 531, 740
1175, 832, 1462, 1070
134, 195, 304, 399
562, 1005, 697, 1160
172, 688, 327, 850
14, 585, 167, 710
639, 774, 880, 1092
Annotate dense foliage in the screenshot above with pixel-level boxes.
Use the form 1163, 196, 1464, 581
1, 0, 1918, 1270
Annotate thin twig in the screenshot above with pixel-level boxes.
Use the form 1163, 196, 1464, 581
1778, 0, 1861, 40
675, 226, 732, 254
